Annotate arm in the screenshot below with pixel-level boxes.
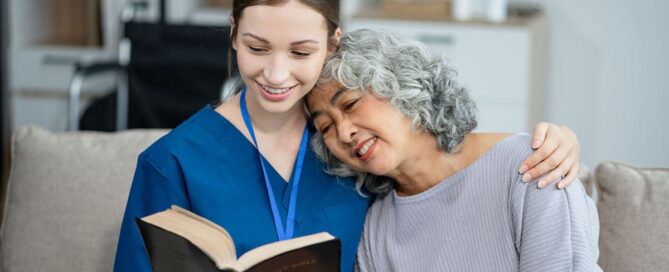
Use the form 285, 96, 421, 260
521, 123, 580, 189
512, 176, 601, 272
113, 154, 191, 272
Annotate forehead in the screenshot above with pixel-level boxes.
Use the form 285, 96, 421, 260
307, 81, 341, 107
239, 2, 328, 39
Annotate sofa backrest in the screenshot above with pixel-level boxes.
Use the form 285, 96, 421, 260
0, 126, 167, 272
592, 161, 669, 272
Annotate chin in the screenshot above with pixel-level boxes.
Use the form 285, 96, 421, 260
264, 90, 310, 112
257, 96, 303, 113
368, 168, 390, 177
359, 161, 394, 177
258, 101, 295, 113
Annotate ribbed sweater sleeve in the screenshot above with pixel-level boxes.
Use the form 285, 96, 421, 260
509, 140, 602, 272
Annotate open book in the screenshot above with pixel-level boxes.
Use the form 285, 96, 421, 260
136, 205, 340, 272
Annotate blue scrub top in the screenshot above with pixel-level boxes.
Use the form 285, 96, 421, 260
113, 105, 370, 272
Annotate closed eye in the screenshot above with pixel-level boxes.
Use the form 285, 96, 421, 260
343, 97, 362, 112
319, 123, 332, 134
292, 51, 312, 57
248, 46, 268, 54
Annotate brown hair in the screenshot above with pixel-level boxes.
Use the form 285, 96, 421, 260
227, 0, 340, 82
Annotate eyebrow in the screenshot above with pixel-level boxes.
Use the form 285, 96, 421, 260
290, 39, 319, 46
242, 33, 319, 46
308, 87, 348, 121
330, 87, 348, 105
242, 33, 269, 43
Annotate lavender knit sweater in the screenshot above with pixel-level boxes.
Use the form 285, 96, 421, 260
356, 134, 601, 272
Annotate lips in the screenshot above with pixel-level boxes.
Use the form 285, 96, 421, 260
256, 81, 298, 101
354, 137, 378, 162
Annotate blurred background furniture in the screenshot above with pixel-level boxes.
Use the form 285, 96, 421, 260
73, 21, 233, 131
70, 0, 234, 131
7, 0, 236, 132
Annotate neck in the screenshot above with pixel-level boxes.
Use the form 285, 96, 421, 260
389, 133, 477, 196
239, 90, 306, 136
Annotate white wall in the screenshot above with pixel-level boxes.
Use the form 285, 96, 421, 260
521, 0, 669, 167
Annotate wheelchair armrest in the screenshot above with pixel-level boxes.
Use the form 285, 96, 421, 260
73, 61, 123, 77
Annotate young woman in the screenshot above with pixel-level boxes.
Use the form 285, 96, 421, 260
306, 29, 600, 271
114, 1, 581, 272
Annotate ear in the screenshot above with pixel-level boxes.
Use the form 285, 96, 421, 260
329, 27, 342, 53
230, 16, 237, 51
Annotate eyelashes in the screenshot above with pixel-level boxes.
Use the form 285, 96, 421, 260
320, 124, 332, 134
344, 97, 361, 111
248, 46, 268, 54
317, 96, 363, 135
247, 46, 313, 57
292, 51, 312, 57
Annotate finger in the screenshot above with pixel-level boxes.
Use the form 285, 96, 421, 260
520, 124, 561, 174
518, 131, 561, 179
520, 135, 562, 179
538, 155, 574, 189
558, 151, 581, 189
531, 122, 550, 149
557, 152, 580, 189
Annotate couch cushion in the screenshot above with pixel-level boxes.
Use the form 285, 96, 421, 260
595, 161, 669, 272
0, 126, 167, 272
578, 164, 593, 196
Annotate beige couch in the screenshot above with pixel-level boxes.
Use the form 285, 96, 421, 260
581, 161, 669, 271
0, 126, 167, 271
0, 126, 667, 271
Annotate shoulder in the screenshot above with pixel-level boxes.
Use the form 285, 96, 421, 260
483, 133, 533, 157
463, 133, 534, 182
477, 133, 534, 171
139, 105, 222, 168
471, 133, 537, 224
490, 133, 541, 194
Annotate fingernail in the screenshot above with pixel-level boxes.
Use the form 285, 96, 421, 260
519, 165, 528, 174
537, 180, 545, 189
532, 140, 541, 148
557, 182, 565, 189
522, 173, 531, 182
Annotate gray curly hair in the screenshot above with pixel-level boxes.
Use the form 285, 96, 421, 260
308, 29, 478, 195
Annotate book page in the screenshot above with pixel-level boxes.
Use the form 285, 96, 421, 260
142, 206, 237, 267
230, 232, 334, 271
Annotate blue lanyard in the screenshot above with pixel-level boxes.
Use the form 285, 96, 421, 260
240, 86, 309, 241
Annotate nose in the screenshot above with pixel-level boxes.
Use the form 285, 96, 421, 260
263, 54, 290, 85
336, 118, 357, 145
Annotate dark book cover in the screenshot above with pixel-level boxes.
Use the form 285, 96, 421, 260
137, 218, 220, 272
136, 218, 341, 272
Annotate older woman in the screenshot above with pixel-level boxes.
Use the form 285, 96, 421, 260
305, 29, 601, 271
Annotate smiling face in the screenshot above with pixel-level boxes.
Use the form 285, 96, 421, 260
307, 81, 418, 176
232, 1, 335, 114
